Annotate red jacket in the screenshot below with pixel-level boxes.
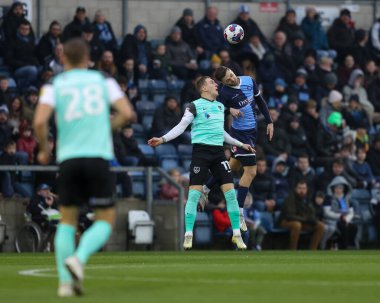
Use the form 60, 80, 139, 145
17, 136, 36, 164
213, 208, 231, 232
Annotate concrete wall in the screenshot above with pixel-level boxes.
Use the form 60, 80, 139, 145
0, 197, 179, 252
2, 1, 380, 41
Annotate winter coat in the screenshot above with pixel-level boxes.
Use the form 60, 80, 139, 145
300, 111, 320, 147
160, 183, 179, 200
352, 161, 375, 184
250, 171, 276, 202
287, 125, 315, 158
165, 38, 194, 68
232, 16, 267, 45
315, 125, 341, 158
7, 34, 39, 70
366, 76, 380, 112
151, 104, 182, 135
272, 171, 290, 200
92, 21, 118, 53
324, 176, 354, 225
279, 191, 316, 223
62, 17, 91, 42
327, 18, 355, 52
196, 17, 225, 54
175, 18, 202, 50
301, 16, 329, 50
119, 31, 152, 66
367, 147, 380, 176
276, 17, 303, 42
1, 3, 35, 42
213, 208, 231, 232
289, 166, 317, 194
258, 121, 292, 157
17, 135, 36, 164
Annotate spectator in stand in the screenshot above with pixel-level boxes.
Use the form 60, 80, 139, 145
327, 9, 355, 63
312, 191, 336, 249
218, 50, 242, 76
243, 192, 267, 250
351, 29, 372, 70
343, 68, 379, 126
175, 8, 204, 57
325, 176, 359, 249
268, 78, 288, 110
92, 10, 118, 55
0, 77, 16, 106
291, 32, 308, 68
62, 6, 91, 42
22, 86, 39, 125
301, 7, 332, 56
7, 96, 27, 138
278, 96, 300, 128
279, 179, 324, 250
289, 154, 317, 194
0, 140, 29, 197
0, 106, 12, 150
352, 147, 375, 189
364, 59, 378, 88
258, 108, 292, 165
116, 125, 156, 167
303, 51, 320, 98
150, 44, 171, 80
16, 126, 35, 164
82, 25, 104, 68
318, 158, 358, 191
44, 43, 64, 76
315, 112, 343, 166
119, 24, 152, 78
286, 116, 316, 159
367, 63, 380, 113
1, 1, 35, 42
276, 9, 303, 43
320, 90, 344, 127
37, 21, 61, 64
270, 31, 295, 83
258, 52, 284, 95
343, 95, 370, 130
315, 72, 338, 105
337, 54, 358, 88
180, 74, 200, 106
249, 159, 277, 212
96, 50, 118, 78
151, 96, 187, 143
301, 100, 320, 146
119, 58, 138, 89
160, 168, 187, 201
7, 21, 39, 93
196, 6, 225, 58
232, 5, 267, 47
241, 31, 268, 62
288, 68, 310, 109
272, 157, 289, 207
166, 26, 198, 80
26, 183, 59, 232
367, 135, 380, 178
368, 17, 380, 64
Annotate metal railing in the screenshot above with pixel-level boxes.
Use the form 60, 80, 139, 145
0, 165, 185, 251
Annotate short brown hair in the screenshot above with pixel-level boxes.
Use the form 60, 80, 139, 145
214, 66, 229, 81
195, 76, 211, 94
63, 38, 90, 66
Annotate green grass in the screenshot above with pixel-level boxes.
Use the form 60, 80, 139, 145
0, 251, 380, 303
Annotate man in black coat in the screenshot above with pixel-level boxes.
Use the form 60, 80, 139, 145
367, 135, 380, 178
61, 7, 91, 42
36, 21, 62, 64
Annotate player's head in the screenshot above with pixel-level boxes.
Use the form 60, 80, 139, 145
214, 66, 239, 87
195, 76, 218, 99
63, 38, 90, 68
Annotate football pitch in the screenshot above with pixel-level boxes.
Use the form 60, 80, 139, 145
0, 251, 380, 303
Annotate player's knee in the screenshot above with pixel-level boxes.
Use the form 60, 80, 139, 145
243, 166, 256, 180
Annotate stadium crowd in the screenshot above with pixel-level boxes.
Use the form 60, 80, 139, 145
1, 2, 380, 249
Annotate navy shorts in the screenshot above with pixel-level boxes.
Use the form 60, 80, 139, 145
230, 127, 257, 166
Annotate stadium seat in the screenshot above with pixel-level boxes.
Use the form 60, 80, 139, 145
142, 115, 154, 132
138, 79, 149, 94
155, 143, 177, 159
177, 144, 192, 155
193, 212, 213, 246
153, 94, 166, 106
351, 189, 371, 202
160, 157, 180, 171
149, 79, 167, 94
138, 144, 155, 159
168, 80, 185, 92
135, 100, 156, 116
127, 210, 155, 250
150, 39, 163, 50
130, 171, 145, 198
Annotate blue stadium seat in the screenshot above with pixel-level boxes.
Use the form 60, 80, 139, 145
149, 79, 167, 94
199, 60, 211, 71
135, 100, 156, 116
138, 79, 149, 94
193, 212, 213, 246
130, 171, 145, 198
153, 94, 166, 106
351, 189, 371, 202
138, 144, 155, 159
142, 115, 154, 132
155, 144, 177, 158
135, 136, 147, 145
168, 80, 185, 92
131, 123, 144, 135
160, 157, 180, 171
177, 144, 192, 155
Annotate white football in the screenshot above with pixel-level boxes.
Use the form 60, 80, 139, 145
224, 24, 244, 44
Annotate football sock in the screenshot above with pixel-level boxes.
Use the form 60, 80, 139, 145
237, 186, 249, 208
224, 189, 241, 232
75, 220, 112, 264
185, 189, 201, 232
55, 223, 76, 283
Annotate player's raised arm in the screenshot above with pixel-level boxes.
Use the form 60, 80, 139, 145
148, 104, 195, 147
223, 131, 255, 153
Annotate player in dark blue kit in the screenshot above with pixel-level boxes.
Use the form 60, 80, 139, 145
210, 66, 274, 231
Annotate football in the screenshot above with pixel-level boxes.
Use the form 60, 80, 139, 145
224, 24, 244, 44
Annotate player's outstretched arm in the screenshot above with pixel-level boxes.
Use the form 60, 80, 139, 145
111, 96, 136, 131
223, 131, 255, 153
148, 108, 194, 147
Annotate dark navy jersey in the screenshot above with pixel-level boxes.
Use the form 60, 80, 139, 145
217, 76, 260, 130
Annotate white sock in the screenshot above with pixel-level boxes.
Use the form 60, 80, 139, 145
233, 229, 241, 237
185, 231, 193, 237
239, 208, 244, 215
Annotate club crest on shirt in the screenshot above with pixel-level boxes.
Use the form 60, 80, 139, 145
204, 112, 210, 119
193, 167, 200, 174
218, 105, 222, 111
